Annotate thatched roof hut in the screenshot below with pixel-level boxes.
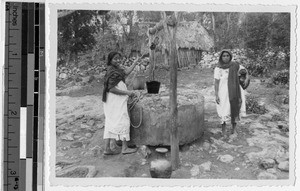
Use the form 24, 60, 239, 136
176, 21, 214, 51
146, 21, 214, 68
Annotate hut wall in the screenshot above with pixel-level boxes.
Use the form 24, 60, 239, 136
178, 48, 202, 68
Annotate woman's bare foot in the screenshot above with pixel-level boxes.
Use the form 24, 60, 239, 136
122, 147, 137, 155
231, 123, 237, 134
103, 148, 121, 155
221, 123, 226, 137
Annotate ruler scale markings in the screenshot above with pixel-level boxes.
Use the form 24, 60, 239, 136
5, 2, 45, 191
5, 3, 22, 191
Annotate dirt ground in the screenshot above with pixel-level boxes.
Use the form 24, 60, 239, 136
55, 67, 289, 180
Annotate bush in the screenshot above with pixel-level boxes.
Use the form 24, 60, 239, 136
271, 114, 286, 121
244, 61, 268, 77
271, 69, 289, 85
246, 96, 267, 114
244, 48, 289, 77
244, 49, 270, 77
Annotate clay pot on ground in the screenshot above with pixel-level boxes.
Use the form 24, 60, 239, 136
149, 148, 172, 178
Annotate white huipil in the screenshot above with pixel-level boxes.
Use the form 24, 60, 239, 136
103, 81, 130, 141
214, 66, 246, 124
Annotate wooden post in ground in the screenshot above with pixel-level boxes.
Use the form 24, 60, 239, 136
162, 12, 180, 170
148, 12, 180, 170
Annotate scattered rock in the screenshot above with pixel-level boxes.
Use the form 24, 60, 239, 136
218, 155, 234, 163
258, 114, 273, 121
266, 121, 278, 129
267, 168, 277, 174
80, 124, 90, 129
183, 162, 192, 167
200, 161, 212, 172
228, 133, 238, 143
202, 142, 211, 151
76, 115, 84, 120
81, 76, 91, 84
138, 145, 151, 158
259, 158, 276, 169
211, 137, 242, 150
275, 149, 289, 163
57, 118, 68, 125
265, 104, 280, 115
67, 117, 75, 124
85, 133, 93, 138
257, 171, 277, 179
87, 119, 95, 126
70, 142, 83, 148
90, 145, 102, 157
59, 73, 68, 79
61, 133, 75, 141
56, 129, 64, 135
278, 161, 289, 172
283, 97, 289, 104
73, 135, 81, 140
190, 165, 200, 177
141, 159, 147, 166
88, 75, 95, 83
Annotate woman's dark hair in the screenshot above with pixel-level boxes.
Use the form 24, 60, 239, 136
107, 51, 121, 66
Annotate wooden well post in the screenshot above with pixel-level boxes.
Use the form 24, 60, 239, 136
148, 12, 180, 170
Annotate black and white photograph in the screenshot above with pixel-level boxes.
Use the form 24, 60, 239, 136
47, 1, 297, 188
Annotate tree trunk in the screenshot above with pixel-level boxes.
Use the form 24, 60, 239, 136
212, 12, 216, 34
227, 13, 231, 32
162, 12, 180, 170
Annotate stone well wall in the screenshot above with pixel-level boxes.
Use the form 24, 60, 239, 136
129, 89, 205, 146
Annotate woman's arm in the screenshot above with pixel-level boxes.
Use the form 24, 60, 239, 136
109, 87, 133, 96
125, 57, 139, 75
215, 79, 220, 104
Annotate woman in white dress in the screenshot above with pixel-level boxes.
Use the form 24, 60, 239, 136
214, 50, 250, 137
102, 52, 139, 155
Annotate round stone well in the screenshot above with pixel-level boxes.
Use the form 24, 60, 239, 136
129, 88, 204, 146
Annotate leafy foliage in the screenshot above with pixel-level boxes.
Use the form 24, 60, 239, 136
246, 96, 267, 114
271, 69, 289, 85
57, 11, 290, 72
58, 10, 102, 65
242, 13, 272, 52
